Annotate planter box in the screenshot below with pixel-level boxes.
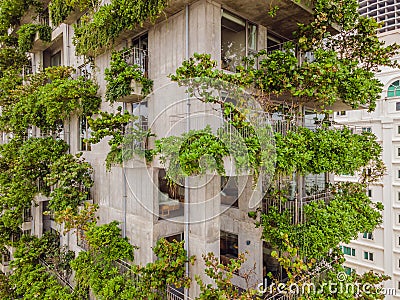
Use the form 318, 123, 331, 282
120, 80, 144, 103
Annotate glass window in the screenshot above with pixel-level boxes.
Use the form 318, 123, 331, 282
344, 267, 353, 276
342, 246, 356, 256
363, 251, 373, 261
398, 126, 400, 135
221, 176, 239, 208
363, 232, 373, 240
221, 11, 256, 72
220, 231, 238, 265
336, 111, 346, 116
362, 127, 372, 133
23, 207, 32, 222
79, 117, 91, 151
368, 189, 372, 197
50, 51, 61, 67
158, 169, 184, 219
388, 80, 400, 97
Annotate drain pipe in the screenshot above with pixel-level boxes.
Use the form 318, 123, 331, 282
184, 4, 190, 299
122, 102, 128, 238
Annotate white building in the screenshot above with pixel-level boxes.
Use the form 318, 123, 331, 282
336, 3, 400, 297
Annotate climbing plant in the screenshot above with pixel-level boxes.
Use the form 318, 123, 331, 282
17, 23, 51, 53
105, 48, 153, 103
73, 0, 168, 56
255, 182, 383, 259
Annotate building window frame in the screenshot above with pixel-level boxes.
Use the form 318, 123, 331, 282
221, 10, 257, 72
341, 246, 356, 256
363, 251, 374, 261
79, 117, 91, 151
388, 80, 400, 97
220, 231, 239, 265
362, 232, 373, 240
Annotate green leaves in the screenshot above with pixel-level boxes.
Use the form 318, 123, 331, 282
17, 23, 51, 53
105, 48, 153, 103
73, 0, 168, 56
275, 127, 382, 176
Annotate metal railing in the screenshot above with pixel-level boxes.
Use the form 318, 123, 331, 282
77, 63, 93, 81
264, 257, 338, 300
121, 47, 148, 76
263, 191, 333, 225
39, 258, 73, 291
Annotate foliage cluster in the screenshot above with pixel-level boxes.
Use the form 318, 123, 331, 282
3, 233, 74, 299
71, 221, 192, 299
105, 49, 153, 103
16, 23, 51, 53
73, 0, 168, 56
0, 0, 42, 35
275, 127, 382, 176
257, 182, 383, 259
0, 66, 101, 135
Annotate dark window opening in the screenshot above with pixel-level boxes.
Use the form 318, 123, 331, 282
221, 176, 239, 208
220, 231, 238, 265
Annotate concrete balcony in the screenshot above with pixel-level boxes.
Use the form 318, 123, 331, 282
118, 47, 149, 103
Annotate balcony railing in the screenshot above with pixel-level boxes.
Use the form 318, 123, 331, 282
39, 258, 73, 291
263, 191, 333, 225
121, 47, 148, 76
263, 257, 339, 300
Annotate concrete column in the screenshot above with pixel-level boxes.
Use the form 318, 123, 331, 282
188, 174, 220, 297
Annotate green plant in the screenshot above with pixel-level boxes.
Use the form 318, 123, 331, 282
73, 0, 168, 56
257, 182, 383, 259
105, 48, 153, 103
17, 23, 51, 53
45, 153, 94, 212
49, 0, 73, 27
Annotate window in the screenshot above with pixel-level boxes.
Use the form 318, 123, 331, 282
50, 51, 61, 67
221, 11, 257, 72
77, 228, 88, 250
398, 281, 400, 290
363, 251, 374, 261
220, 231, 238, 265
336, 111, 346, 116
341, 246, 356, 256
397, 102, 400, 111
344, 267, 354, 276
398, 126, 400, 135
79, 117, 91, 151
398, 236, 400, 246
398, 191, 400, 202
23, 207, 32, 222
388, 80, 400, 97
398, 214, 400, 224
398, 259, 400, 268
221, 176, 239, 208
363, 232, 373, 240
397, 169, 400, 179
165, 233, 183, 243
158, 169, 184, 219
77, 62, 93, 81
368, 189, 372, 198
362, 127, 372, 133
